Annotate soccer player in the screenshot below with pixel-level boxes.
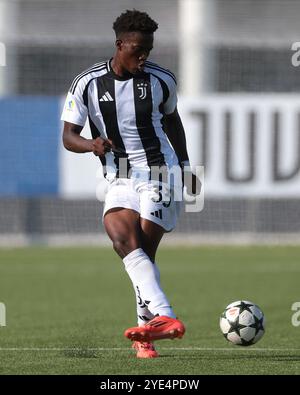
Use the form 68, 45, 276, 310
61, 9, 200, 358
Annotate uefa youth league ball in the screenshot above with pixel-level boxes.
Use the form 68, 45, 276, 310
219, 300, 265, 346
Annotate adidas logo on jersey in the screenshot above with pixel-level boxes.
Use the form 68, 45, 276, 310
99, 91, 114, 102
150, 209, 162, 219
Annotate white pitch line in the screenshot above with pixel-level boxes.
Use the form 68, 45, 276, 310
0, 347, 299, 352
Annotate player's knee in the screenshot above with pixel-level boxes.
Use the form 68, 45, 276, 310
112, 237, 139, 259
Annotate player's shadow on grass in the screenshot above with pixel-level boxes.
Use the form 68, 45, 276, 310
243, 354, 300, 362
158, 353, 300, 362
62, 348, 98, 359
209, 353, 300, 362
157, 354, 203, 360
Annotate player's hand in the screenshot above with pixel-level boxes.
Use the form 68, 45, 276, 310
92, 137, 114, 157
183, 168, 202, 196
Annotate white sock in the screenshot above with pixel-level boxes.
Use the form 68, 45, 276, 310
135, 285, 155, 326
123, 248, 176, 319
135, 262, 161, 326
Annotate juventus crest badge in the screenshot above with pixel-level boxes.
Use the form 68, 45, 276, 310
137, 82, 147, 100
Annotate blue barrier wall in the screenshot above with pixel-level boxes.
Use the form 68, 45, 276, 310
0, 97, 60, 196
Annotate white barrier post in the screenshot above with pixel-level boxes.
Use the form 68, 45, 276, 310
178, 0, 215, 96
0, 0, 19, 95
0, 303, 6, 327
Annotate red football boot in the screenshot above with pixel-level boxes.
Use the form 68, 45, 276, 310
124, 316, 185, 342
132, 341, 159, 358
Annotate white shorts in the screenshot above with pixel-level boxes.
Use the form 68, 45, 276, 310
103, 178, 183, 232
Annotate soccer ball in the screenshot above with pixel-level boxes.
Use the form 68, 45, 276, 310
219, 300, 265, 346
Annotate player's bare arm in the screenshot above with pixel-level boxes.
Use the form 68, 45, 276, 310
63, 121, 113, 157
163, 108, 201, 195
162, 108, 188, 162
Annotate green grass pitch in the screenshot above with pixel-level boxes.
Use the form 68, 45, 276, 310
0, 246, 300, 375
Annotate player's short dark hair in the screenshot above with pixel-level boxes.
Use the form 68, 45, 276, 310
113, 9, 158, 37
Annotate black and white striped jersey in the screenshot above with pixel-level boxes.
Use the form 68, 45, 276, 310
61, 59, 179, 179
